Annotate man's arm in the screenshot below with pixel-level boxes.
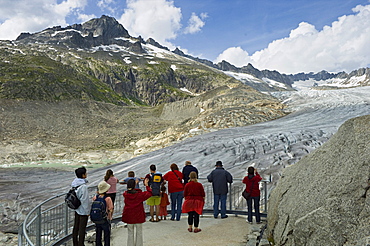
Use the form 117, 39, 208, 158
207, 172, 213, 182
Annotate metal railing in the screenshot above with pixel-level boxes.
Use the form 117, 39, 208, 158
18, 178, 270, 246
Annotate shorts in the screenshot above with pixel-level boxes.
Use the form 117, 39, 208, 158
146, 196, 161, 206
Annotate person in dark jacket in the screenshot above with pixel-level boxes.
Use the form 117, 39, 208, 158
242, 166, 262, 223
207, 161, 233, 219
182, 161, 198, 184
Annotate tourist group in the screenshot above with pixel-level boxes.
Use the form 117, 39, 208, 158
68, 160, 262, 246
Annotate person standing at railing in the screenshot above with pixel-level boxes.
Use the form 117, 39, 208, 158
121, 171, 142, 189
91, 181, 113, 246
163, 163, 184, 221
71, 167, 90, 246
207, 161, 233, 219
182, 160, 198, 185
144, 164, 163, 222
122, 178, 152, 246
158, 183, 170, 220
182, 171, 205, 233
104, 169, 119, 206
242, 167, 262, 224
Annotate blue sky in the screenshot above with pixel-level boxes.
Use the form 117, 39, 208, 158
1, 0, 370, 74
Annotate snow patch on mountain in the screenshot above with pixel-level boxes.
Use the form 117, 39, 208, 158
223, 71, 262, 83
262, 77, 288, 89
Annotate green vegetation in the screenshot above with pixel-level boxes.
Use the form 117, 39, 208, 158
0, 42, 242, 106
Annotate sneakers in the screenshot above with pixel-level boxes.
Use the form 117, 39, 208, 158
221, 215, 228, 219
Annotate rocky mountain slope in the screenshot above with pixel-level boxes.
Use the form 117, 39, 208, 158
267, 114, 370, 246
1, 15, 288, 166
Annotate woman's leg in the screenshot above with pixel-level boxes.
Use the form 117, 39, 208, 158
187, 211, 194, 231
135, 223, 143, 246
127, 224, 134, 246
253, 196, 261, 223
247, 198, 253, 223
170, 192, 176, 220
175, 191, 183, 221
193, 212, 200, 228
95, 224, 102, 246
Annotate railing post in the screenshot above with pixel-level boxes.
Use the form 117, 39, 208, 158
18, 223, 23, 246
65, 203, 69, 236
229, 183, 232, 211
36, 206, 42, 246
264, 181, 268, 213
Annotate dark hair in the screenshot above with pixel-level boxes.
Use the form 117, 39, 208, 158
127, 179, 137, 194
104, 169, 114, 181
170, 163, 178, 171
150, 164, 156, 172
128, 171, 135, 177
185, 161, 191, 165
248, 166, 255, 175
216, 161, 223, 166
161, 184, 166, 192
75, 167, 87, 178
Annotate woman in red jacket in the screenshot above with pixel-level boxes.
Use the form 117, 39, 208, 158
182, 171, 205, 233
122, 178, 152, 246
242, 167, 262, 224
163, 163, 184, 221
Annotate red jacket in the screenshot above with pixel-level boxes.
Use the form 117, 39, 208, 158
183, 181, 205, 201
122, 186, 152, 224
242, 172, 262, 197
163, 170, 184, 193
182, 181, 205, 214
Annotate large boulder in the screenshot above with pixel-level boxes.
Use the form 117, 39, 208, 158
267, 114, 370, 246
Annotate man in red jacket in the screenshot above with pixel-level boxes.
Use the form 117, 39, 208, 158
242, 167, 262, 224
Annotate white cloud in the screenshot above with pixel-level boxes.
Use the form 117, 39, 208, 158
118, 0, 182, 48
184, 12, 207, 34
215, 47, 252, 67
0, 0, 88, 40
97, 0, 116, 13
216, 4, 370, 74
77, 13, 97, 23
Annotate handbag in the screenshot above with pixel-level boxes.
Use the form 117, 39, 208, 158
242, 178, 254, 200
242, 190, 251, 199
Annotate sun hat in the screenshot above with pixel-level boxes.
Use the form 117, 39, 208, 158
98, 181, 111, 194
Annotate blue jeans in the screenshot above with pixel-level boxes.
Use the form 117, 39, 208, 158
247, 196, 261, 223
213, 194, 227, 218
170, 191, 183, 220
95, 220, 111, 246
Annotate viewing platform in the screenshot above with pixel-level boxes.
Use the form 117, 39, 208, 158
18, 178, 270, 246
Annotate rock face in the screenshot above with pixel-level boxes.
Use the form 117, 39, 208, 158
267, 115, 370, 246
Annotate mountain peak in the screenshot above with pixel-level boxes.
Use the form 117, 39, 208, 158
80, 15, 130, 39
15, 15, 138, 50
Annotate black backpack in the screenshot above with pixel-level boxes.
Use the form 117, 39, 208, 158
149, 173, 162, 196
90, 195, 108, 224
65, 186, 81, 209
